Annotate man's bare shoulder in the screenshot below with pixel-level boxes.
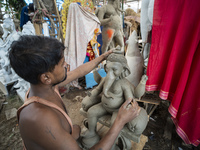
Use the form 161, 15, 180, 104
19, 102, 62, 135
18, 102, 80, 150
19, 102, 57, 123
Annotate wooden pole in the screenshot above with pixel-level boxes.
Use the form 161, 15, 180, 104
34, 0, 42, 35
53, 0, 64, 43
38, 0, 58, 32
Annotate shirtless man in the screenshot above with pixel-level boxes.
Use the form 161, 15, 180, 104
9, 35, 140, 150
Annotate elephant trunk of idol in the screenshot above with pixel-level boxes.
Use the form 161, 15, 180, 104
103, 69, 116, 98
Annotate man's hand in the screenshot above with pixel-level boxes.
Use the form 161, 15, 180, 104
116, 98, 140, 127
101, 49, 113, 60
64, 63, 70, 72
101, 46, 124, 60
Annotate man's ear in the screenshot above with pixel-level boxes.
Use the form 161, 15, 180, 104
40, 73, 51, 84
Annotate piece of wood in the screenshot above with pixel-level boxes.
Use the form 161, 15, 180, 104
33, 23, 41, 35
131, 134, 148, 150
53, 0, 64, 43
136, 98, 161, 105
136, 96, 161, 117
38, 0, 58, 32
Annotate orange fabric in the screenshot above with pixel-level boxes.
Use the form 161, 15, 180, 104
17, 88, 73, 149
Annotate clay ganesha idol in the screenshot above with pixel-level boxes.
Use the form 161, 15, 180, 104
80, 52, 148, 150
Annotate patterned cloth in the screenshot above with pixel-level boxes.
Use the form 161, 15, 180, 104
87, 28, 101, 61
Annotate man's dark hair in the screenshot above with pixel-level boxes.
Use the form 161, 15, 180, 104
9, 35, 65, 84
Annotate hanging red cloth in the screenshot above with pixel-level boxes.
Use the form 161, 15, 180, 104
146, 0, 200, 146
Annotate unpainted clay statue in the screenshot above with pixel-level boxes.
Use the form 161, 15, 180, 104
1, 17, 21, 48
0, 17, 21, 83
22, 21, 36, 35
81, 52, 148, 149
14, 77, 30, 100
96, 0, 125, 53
0, 18, 32, 95
125, 30, 144, 87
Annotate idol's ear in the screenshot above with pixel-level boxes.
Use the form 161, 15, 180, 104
121, 66, 131, 78
40, 73, 51, 85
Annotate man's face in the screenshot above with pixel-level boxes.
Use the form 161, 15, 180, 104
51, 57, 67, 86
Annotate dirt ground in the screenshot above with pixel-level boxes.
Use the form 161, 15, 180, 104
0, 86, 200, 150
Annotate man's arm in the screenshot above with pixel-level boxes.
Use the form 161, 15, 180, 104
58, 50, 113, 87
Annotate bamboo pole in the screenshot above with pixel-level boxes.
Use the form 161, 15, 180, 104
38, 0, 58, 32
53, 0, 64, 43
34, 0, 42, 35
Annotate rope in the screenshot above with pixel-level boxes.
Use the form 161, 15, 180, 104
32, 8, 50, 23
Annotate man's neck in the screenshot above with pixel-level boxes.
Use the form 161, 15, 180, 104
29, 84, 55, 100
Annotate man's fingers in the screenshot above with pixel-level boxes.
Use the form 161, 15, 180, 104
122, 98, 132, 108
107, 48, 114, 53
112, 50, 123, 54
137, 107, 141, 113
